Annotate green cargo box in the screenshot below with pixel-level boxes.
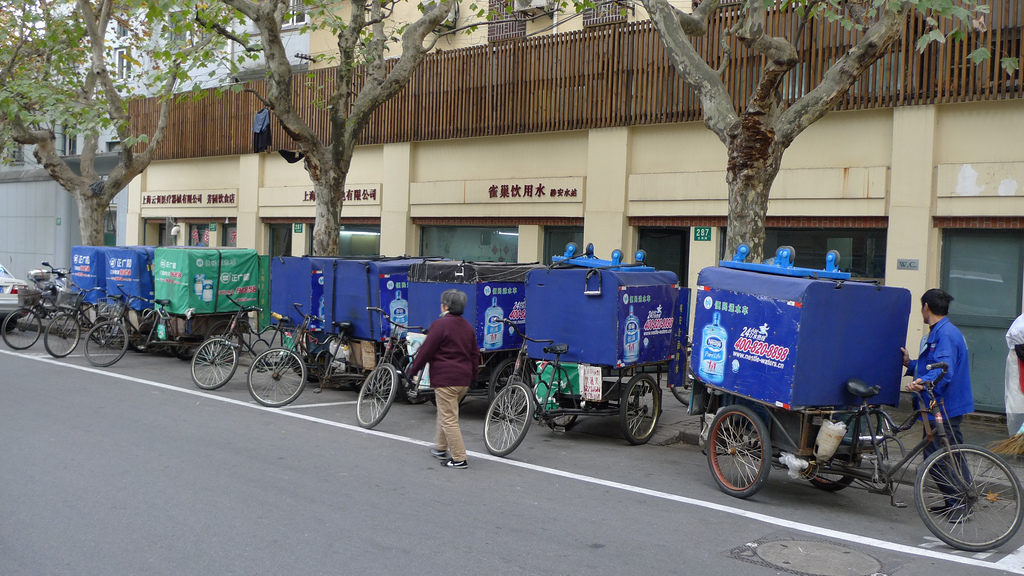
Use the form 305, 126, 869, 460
535, 361, 580, 409
154, 247, 260, 315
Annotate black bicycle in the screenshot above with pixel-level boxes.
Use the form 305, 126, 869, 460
2, 262, 68, 350
355, 306, 423, 429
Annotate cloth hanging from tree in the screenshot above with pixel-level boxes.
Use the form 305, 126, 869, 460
253, 108, 271, 153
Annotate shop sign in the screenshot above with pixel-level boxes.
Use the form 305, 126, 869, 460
142, 191, 237, 207
466, 178, 584, 204
301, 187, 379, 203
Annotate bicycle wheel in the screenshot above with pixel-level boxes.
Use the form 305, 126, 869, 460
620, 373, 662, 445
191, 338, 239, 390
707, 404, 771, 498
2, 308, 43, 350
44, 311, 81, 358
914, 444, 1024, 552
484, 379, 534, 457
84, 320, 129, 367
247, 348, 307, 407
356, 363, 399, 429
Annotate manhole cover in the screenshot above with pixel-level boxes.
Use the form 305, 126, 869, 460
730, 538, 885, 576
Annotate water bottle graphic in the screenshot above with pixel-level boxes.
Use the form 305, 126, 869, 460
484, 297, 504, 350
389, 290, 408, 338
698, 311, 728, 384
623, 305, 640, 364
193, 274, 205, 297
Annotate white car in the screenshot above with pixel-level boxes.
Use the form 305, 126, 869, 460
0, 263, 29, 318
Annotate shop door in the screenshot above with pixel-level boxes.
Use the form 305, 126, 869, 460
638, 228, 688, 285
941, 230, 1023, 413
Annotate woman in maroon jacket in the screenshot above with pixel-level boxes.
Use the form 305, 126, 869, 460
407, 289, 481, 468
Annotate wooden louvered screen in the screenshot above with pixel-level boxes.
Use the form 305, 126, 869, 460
128, 2, 1023, 161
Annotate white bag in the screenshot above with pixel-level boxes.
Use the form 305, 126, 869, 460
1004, 315, 1024, 436
405, 332, 431, 389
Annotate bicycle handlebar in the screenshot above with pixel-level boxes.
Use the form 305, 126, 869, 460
499, 317, 553, 345
226, 293, 261, 313
365, 306, 422, 333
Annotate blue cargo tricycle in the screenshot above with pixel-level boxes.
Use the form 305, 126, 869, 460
483, 244, 688, 455
693, 245, 1023, 552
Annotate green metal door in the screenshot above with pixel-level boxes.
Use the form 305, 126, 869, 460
941, 231, 1023, 413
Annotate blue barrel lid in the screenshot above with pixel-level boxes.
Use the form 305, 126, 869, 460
718, 244, 850, 280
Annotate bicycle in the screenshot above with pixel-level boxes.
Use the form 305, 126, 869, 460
702, 361, 1023, 552
355, 306, 423, 429
2, 262, 69, 350
190, 295, 287, 390
245, 303, 331, 407
83, 286, 176, 367
484, 319, 662, 456
42, 285, 108, 358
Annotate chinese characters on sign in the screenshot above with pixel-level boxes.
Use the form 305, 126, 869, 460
486, 183, 579, 200
141, 193, 237, 206
302, 188, 378, 202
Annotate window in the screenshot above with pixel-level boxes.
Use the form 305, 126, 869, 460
286, 0, 306, 25
268, 223, 293, 257
582, 0, 628, 27
190, 224, 211, 247
62, 129, 77, 156
339, 225, 380, 257
116, 49, 133, 79
765, 228, 886, 281
222, 224, 238, 247
421, 226, 519, 262
106, 140, 121, 152
543, 226, 583, 264
103, 208, 118, 246
487, 0, 525, 42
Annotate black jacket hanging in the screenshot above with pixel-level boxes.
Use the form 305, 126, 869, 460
253, 108, 271, 153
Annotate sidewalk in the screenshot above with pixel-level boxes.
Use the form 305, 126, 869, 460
652, 391, 1013, 453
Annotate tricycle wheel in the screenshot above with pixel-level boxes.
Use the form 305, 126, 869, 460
247, 348, 306, 407
707, 404, 771, 498
356, 363, 399, 429
191, 337, 239, 390
84, 320, 129, 367
620, 373, 661, 445
484, 379, 534, 457
914, 444, 1024, 552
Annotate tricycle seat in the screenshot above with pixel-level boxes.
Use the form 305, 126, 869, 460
543, 343, 569, 355
845, 378, 880, 399
155, 299, 172, 307
333, 321, 353, 336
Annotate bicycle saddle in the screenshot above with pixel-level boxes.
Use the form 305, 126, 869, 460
845, 378, 880, 398
543, 343, 569, 355
155, 299, 171, 307
334, 321, 353, 335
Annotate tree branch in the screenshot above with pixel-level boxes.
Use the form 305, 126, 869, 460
195, 12, 262, 53
776, 2, 909, 146
642, 0, 737, 144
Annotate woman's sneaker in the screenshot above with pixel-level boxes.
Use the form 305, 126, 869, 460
442, 459, 468, 469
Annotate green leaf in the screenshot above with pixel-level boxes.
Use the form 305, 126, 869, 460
967, 47, 990, 64
1001, 57, 1020, 74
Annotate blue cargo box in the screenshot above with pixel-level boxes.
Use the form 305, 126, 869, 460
332, 258, 431, 341
691, 266, 911, 409
105, 246, 155, 311
70, 246, 108, 304
526, 268, 683, 367
408, 261, 541, 351
270, 257, 337, 331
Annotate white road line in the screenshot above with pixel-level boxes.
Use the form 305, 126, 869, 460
4, 348, 1021, 574
282, 400, 358, 409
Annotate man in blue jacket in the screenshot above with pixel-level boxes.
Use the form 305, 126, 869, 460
901, 288, 973, 519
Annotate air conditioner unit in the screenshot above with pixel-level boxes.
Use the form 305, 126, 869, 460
513, 0, 551, 15
420, 0, 459, 29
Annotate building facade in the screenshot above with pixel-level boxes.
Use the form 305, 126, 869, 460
125, 8, 1024, 413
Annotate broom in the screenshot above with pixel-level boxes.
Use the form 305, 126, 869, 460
989, 345, 1024, 455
